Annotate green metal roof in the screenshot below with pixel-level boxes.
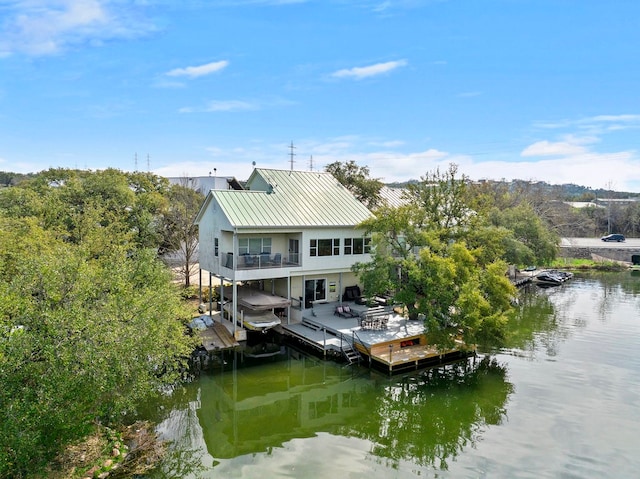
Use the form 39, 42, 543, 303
212, 169, 374, 228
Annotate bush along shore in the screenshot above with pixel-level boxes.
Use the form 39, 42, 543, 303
40, 422, 166, 479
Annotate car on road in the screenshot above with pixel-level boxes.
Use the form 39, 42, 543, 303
601, 233, 625, 242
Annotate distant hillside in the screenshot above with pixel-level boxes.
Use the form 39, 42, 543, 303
386, 178, 640, 201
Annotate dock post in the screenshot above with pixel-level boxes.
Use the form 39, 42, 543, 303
323, 327, 327, 359
389, 344, 393, 374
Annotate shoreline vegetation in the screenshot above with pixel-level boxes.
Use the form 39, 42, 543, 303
550, 258, 631, 271
3, 166, 635, 478
39, 259, 630, 479
38, 422, 165, 479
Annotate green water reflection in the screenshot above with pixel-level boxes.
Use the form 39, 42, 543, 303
145, 350, 513, 477
145, 272, 640, 478
196, 355, 511, 468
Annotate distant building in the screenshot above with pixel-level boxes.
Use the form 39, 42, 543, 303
166, 175, 244, 195
564, 201, 603, 209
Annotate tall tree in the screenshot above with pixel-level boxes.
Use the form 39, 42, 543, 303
0, 170, 196, 477
324, 160, 384, 210
355, 165, 516, 351
0, 217, 196, 477
160, 180, 204, 287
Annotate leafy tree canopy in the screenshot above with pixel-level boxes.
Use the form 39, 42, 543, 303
355, 164, 517, 351
0, 170, 197, 477
324, 160, 384, 210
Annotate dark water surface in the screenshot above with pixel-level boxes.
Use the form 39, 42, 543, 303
146, 272, 640, 478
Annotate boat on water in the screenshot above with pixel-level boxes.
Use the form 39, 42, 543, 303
534, 269, 573, 286
224, 303, 282, 332
223, 286, 291, 333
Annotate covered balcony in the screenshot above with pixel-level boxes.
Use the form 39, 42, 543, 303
224, 251, 301, 271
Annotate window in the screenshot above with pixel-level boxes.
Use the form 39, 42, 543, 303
239, 237, 271, 255
344, 237, 371, 255
310, 238, 339, 256
214, 238, 219, 256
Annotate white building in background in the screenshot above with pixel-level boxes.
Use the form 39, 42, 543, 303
166, 174, 244, 195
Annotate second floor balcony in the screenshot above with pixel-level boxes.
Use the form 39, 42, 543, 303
226, 252, 301, 270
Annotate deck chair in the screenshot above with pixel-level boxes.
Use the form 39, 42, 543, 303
334, 305, 349, 318
273, 253, 282, 266
244, 254, 255, 267
342, 305, 359, 318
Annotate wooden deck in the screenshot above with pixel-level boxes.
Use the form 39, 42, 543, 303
279, 301, 473, 374
200, 321, 240, 352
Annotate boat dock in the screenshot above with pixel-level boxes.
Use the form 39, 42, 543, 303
277, 302, 473, 374
191, 313, 241, 352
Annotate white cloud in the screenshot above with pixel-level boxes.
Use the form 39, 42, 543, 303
0, 0, 156, 56
521, 140, 589, 157
332, 59, 408, 80
165, 60, 229, 78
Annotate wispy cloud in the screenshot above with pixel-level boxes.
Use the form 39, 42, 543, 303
332, 59, 408, 80
179, 100, 259, 113
521, 136, 597, 157
207, 0, 307, 5
535, 114, 640, 134
152, 132, 640, 192
165, 60, 229, 78
0, 0, 156, 56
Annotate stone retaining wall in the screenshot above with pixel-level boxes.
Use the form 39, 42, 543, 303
560, 246, 639, 263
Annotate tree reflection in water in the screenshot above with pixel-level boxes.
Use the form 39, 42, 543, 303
350, 356, 512, 471
145, 353, 513, 476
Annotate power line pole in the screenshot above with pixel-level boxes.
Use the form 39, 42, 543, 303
289, 141, 296, 171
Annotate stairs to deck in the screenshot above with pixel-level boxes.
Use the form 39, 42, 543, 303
341, 342, 361, 365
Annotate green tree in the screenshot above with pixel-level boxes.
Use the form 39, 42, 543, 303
160, 181, 204, 287
0, 168, 171, 253
467, 180, 559, 265
324, 160, 384, 209
355, 165, 516, 351
0, 169, 196, 477
485, 204, 558, 266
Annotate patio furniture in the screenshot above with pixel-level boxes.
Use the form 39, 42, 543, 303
342, 305, 359, 318
273, 253, 282, 266
359, 307, 389, 330
243, 254, 256, 267
343, 285, 362, 302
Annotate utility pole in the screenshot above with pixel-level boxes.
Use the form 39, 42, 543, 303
289, 141, 296, 171
309, 155, 314, 171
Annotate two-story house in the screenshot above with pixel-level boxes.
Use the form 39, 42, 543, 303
194, 168, 374, 333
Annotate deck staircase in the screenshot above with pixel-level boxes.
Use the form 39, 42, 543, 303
341, 342, 361, 365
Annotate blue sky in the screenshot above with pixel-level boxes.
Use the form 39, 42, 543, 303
1, 1, 640, 191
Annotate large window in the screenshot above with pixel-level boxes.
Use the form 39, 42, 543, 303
344, 237, 371, 255
310, 238, 340, 257
239, 237, 272, 255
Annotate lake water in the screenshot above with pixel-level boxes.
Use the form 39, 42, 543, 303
144, 272, 640, 478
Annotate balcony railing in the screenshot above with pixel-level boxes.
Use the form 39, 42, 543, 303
233, 252, 300, 270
